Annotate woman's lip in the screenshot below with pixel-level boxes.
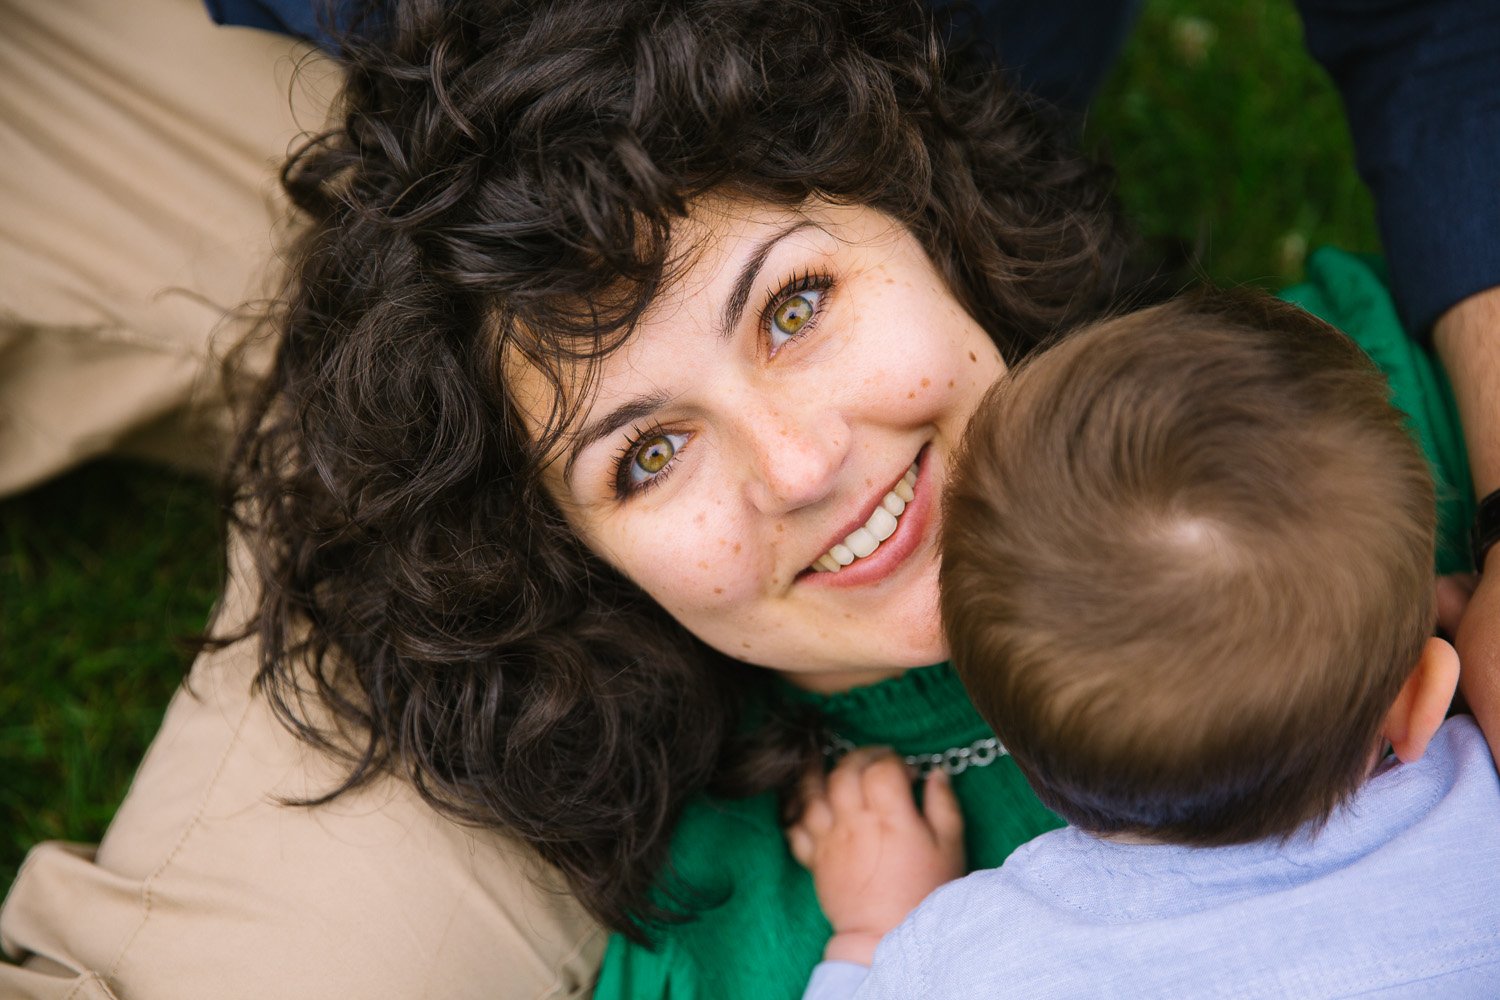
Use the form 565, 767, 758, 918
798, 447, 934, 589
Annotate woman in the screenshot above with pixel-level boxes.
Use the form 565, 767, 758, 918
3, 1, 1486, 997
229, 0, 1129, 994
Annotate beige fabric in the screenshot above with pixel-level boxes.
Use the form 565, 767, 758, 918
0, 0, 606, 994
1, 535, 606, 999
0, 0, 326, 494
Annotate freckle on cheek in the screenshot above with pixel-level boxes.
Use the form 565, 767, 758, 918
714, 587, 724, 594
948, 379, 955, 388
921, 377, 930, 388
694, 512, 706, 525
742, 641, 752, 650
698, 560, 710, 570
733, 543, 741, 554
907, 391, 915, 399
775, 523, 784, 533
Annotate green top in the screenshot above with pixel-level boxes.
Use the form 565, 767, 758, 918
592, 246, 1474, 1000
594, 663, 1062, 1000
1282, 247, 1474, 574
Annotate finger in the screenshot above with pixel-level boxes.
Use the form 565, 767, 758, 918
922, 769, 965, 853
800, 791, 835, 837
797, 755, 828, 804
786, 824, 815, 868
827, 746, 889, 814
862, 754, 921, 820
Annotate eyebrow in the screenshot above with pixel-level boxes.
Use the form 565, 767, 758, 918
563, 389, 672, 486
562, 218, 818, 487
718, 220, 818, 342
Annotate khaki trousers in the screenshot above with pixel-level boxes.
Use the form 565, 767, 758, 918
0, 1, 605, 996
0, 0, 310, 493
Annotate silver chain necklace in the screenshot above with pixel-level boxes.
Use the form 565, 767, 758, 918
822, 732, 1009, 777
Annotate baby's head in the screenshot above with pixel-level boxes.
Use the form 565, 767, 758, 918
941, 289, 1450, 845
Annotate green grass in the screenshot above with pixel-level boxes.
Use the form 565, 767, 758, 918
1087, 0, 1379, 285
0, 0, 1381, 903
1, 464, 224, 893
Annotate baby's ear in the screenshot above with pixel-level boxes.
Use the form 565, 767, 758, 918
1382, 637, 1460, 764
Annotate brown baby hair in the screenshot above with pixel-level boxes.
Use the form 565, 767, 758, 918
940, 288, 1437, 845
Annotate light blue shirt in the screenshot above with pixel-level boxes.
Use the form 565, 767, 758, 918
805, 717, 1500, 999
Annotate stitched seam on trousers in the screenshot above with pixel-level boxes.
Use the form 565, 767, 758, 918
102, 689, 259, 984
65, 972, 121, 1000
532, 926, 608, 1000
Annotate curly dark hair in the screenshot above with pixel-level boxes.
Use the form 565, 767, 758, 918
227, 0, 1132, 938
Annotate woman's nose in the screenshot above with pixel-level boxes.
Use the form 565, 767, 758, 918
738, 396, 850, 515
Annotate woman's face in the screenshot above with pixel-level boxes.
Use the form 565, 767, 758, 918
516, 198, 1005, 691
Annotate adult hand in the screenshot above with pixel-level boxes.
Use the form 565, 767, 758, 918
786, 747, 965, 966
1434, 285, 1500, 763
1451, 557, 1500, 765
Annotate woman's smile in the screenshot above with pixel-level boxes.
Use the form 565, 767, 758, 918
517, 197, 1006, 691
799, 448, 931, 588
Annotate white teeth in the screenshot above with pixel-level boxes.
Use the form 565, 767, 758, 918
867, 507, 898, 541
810, 462, 919, 572
846, 527, 878, 558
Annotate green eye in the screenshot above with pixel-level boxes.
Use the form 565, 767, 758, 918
768, 288, 824, 348
774, 295, 822, 341
619, 429, 690, 493
634, 434, 675, 475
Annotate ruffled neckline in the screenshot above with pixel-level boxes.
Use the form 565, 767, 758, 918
776, 662, 994, 757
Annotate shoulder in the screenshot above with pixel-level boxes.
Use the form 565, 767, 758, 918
865, 866, 1049, 998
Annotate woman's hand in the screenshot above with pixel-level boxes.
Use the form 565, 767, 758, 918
1445, 560, 1500, 767
1434, 286, 1500, 766
785, 747, 965, 966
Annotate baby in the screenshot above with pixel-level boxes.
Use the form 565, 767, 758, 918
788, 289, 1500, 998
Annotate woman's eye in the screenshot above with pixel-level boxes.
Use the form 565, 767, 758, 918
767, 288, 824, 351
620, 430, 689, 491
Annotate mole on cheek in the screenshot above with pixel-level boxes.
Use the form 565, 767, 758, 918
948, 379, 955, 388
969, 352, 978, 363
714, 587, 724, 594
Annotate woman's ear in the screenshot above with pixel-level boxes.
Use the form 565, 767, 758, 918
1382, 637, 1461, 764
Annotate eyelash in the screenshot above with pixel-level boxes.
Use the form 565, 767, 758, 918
756, 269, 835, 353
612, 422, 684, 499
610, 270, 837, 498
